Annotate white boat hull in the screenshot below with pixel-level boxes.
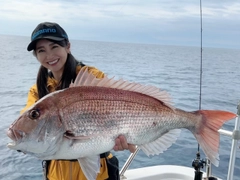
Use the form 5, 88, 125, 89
122, 165, 222, 180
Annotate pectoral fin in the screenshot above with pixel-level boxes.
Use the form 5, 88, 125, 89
77, 155, 100, 180
64, 130, 98, 140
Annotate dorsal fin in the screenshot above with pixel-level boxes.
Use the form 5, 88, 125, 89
70, 68, 174, 109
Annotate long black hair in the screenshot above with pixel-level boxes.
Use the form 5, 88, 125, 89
34, 39, 85, 99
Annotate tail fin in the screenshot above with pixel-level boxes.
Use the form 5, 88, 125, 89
193, 110, 236, 167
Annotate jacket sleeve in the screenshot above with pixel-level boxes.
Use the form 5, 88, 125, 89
20, 84, 39, 114
87, 66, 105, 78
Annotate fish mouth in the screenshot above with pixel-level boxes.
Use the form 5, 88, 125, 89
7, 128, 25, 145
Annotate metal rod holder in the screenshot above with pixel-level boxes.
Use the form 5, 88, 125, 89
120, 147, 140, 179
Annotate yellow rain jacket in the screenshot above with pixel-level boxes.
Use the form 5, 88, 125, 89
21, 66, 112, 180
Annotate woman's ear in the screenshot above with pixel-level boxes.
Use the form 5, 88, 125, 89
66, 42, 71, 53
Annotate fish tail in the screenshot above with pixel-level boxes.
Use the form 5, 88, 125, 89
193, 110, 236, 167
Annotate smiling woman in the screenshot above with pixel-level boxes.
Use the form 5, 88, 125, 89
16, 21, 136, 180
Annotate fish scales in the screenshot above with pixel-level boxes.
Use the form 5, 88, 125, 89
49, 86, 195, 144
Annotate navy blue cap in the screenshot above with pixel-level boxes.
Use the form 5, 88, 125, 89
27, 22, 68, 51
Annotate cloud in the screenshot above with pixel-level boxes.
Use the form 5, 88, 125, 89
0, 0, 239, 48
1, 0, 239, 22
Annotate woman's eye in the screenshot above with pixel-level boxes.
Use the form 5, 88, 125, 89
52, 45, 59, 49
37, 49, 44, 53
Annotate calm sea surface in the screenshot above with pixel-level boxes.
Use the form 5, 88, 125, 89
0, 34, 239, 179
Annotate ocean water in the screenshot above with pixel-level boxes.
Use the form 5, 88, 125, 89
0, 34, 239, 180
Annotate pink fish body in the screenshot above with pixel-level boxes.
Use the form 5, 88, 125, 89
7, 69, 236, 180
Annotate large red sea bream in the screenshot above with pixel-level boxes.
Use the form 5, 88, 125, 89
7, 68, 236, 180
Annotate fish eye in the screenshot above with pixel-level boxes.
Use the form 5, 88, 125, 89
29, 109, 40, 120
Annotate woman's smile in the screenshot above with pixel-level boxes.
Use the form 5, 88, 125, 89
48, 59, 59, 65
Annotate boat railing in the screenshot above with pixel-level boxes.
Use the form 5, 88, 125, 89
219, 102, 240, 180
120, 103, 240, 180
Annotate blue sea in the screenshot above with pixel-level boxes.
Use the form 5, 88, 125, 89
0, 34, 239, 180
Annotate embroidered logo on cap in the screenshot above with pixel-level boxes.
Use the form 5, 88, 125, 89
32, 28, 57, 40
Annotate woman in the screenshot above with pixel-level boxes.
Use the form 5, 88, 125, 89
22, 22, 135, 180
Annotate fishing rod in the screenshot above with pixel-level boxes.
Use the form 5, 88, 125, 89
191, 0, 205, 179
191, 1, 218, 179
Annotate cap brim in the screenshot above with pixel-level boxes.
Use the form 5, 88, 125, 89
27, 36, 65, 51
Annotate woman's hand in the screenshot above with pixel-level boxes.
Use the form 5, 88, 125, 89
113, 135, 136, 153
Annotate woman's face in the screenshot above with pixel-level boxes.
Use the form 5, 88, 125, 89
35, 39, 70, 79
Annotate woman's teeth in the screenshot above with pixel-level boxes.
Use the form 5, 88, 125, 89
48, 59, 58, 65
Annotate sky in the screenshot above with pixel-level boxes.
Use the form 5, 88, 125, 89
0, 0, 239, 49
